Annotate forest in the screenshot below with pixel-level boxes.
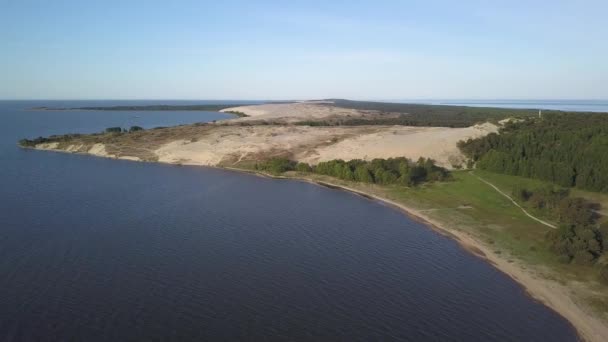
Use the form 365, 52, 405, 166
319, 99, 540, 127
459, 113, 608, 192
72, 104, 248, 111
254, 157, 451, 186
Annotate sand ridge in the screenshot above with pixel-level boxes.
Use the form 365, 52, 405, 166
151, 123, 497, 168
220, 101, 376, 123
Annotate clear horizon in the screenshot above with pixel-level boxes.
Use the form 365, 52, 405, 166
2, 1, 607, 100
3, 98, 608, 102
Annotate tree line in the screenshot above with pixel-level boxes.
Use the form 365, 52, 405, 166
69, 104, 254, 111
321, 99, 540, 127
254, 157, 451, 186
295, 114, 480, 128
105, 126, 144, 133
19, 126, 145, 147
512, 185, 606, 265
459, 113, 608, 192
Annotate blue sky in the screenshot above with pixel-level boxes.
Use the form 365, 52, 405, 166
2, 0, 607, 100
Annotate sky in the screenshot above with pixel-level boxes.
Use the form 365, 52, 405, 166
1, 0, 607, 100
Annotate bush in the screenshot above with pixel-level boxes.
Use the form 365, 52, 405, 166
19, 134, 83, 147
558, 197, 594, 226
129, 126, 144, 132
600, 265, 608, 284
295, 162, 312, 172
225, 111, 249, 118
547, 222, 605, 264
19, 138, 39, 147
254, 157, 451, 186
255, 158, 296, 175
105, 127, 122, 133
354, 165, 373, 183
557, 254, 572, 264
599, 222, 608, 247
512, 185, 531, 202
573, 250, 595, 265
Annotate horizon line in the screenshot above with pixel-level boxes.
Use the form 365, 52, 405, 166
2, 98, 608, 102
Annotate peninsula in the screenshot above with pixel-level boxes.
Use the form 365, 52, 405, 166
20, 100, 608, 341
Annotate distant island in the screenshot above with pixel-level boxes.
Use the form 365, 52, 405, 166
20, 99, 608, 341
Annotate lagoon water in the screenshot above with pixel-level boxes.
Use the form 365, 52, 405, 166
402, 99, 608, 112
0, 101, 578, 341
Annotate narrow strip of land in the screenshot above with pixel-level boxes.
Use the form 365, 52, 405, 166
470, 171, 557, 229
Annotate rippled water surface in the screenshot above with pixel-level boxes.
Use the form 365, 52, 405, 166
0, 101, 578, 341
402, 99, 608, 112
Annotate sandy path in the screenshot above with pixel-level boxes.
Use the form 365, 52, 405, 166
470, 171, 557, 229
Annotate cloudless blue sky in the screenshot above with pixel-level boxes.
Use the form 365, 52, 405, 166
2, 0, 607, 100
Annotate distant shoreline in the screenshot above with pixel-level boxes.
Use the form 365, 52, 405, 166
22, 99, 608, 114
26, 104, 255, 112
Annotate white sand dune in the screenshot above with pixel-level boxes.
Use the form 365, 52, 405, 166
152, 123, 497, 168
297, 123, 497, 167
221, 101, 373, 122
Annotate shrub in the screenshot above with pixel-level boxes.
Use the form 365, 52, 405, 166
105, 127, 122, 133
129, 126, 144, 132
255, 157, 451, 186
295, 162, 312, 172
557, 254, 572, 264
599, 222, 608, 248
225, 111, 249, 118
600, 265, 608, 284
255, 158, 296, 175
558, 197, 594, 226
354, 165, 373, 183
512, 185, 531, 202
573, 251, 595, 265
19, 138, 38, 147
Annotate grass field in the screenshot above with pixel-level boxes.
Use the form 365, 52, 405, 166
384, 171, 559, 266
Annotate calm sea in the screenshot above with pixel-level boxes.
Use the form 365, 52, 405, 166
399, 99, 608, 112
0, 101, 577, 341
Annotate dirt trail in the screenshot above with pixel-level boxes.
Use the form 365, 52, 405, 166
470, 171, 557, 229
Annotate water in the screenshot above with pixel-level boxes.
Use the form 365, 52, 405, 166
397, 99, 608, 112
0, 101, 578, 341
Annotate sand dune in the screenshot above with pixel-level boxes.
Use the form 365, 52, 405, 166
297, 123, 497, 167
152, 123, 497, 168
32, 101, 498, 169
221, 101, 375, 122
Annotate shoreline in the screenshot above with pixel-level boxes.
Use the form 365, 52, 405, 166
22, 145, 607, 341
232, 169, 600, 341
